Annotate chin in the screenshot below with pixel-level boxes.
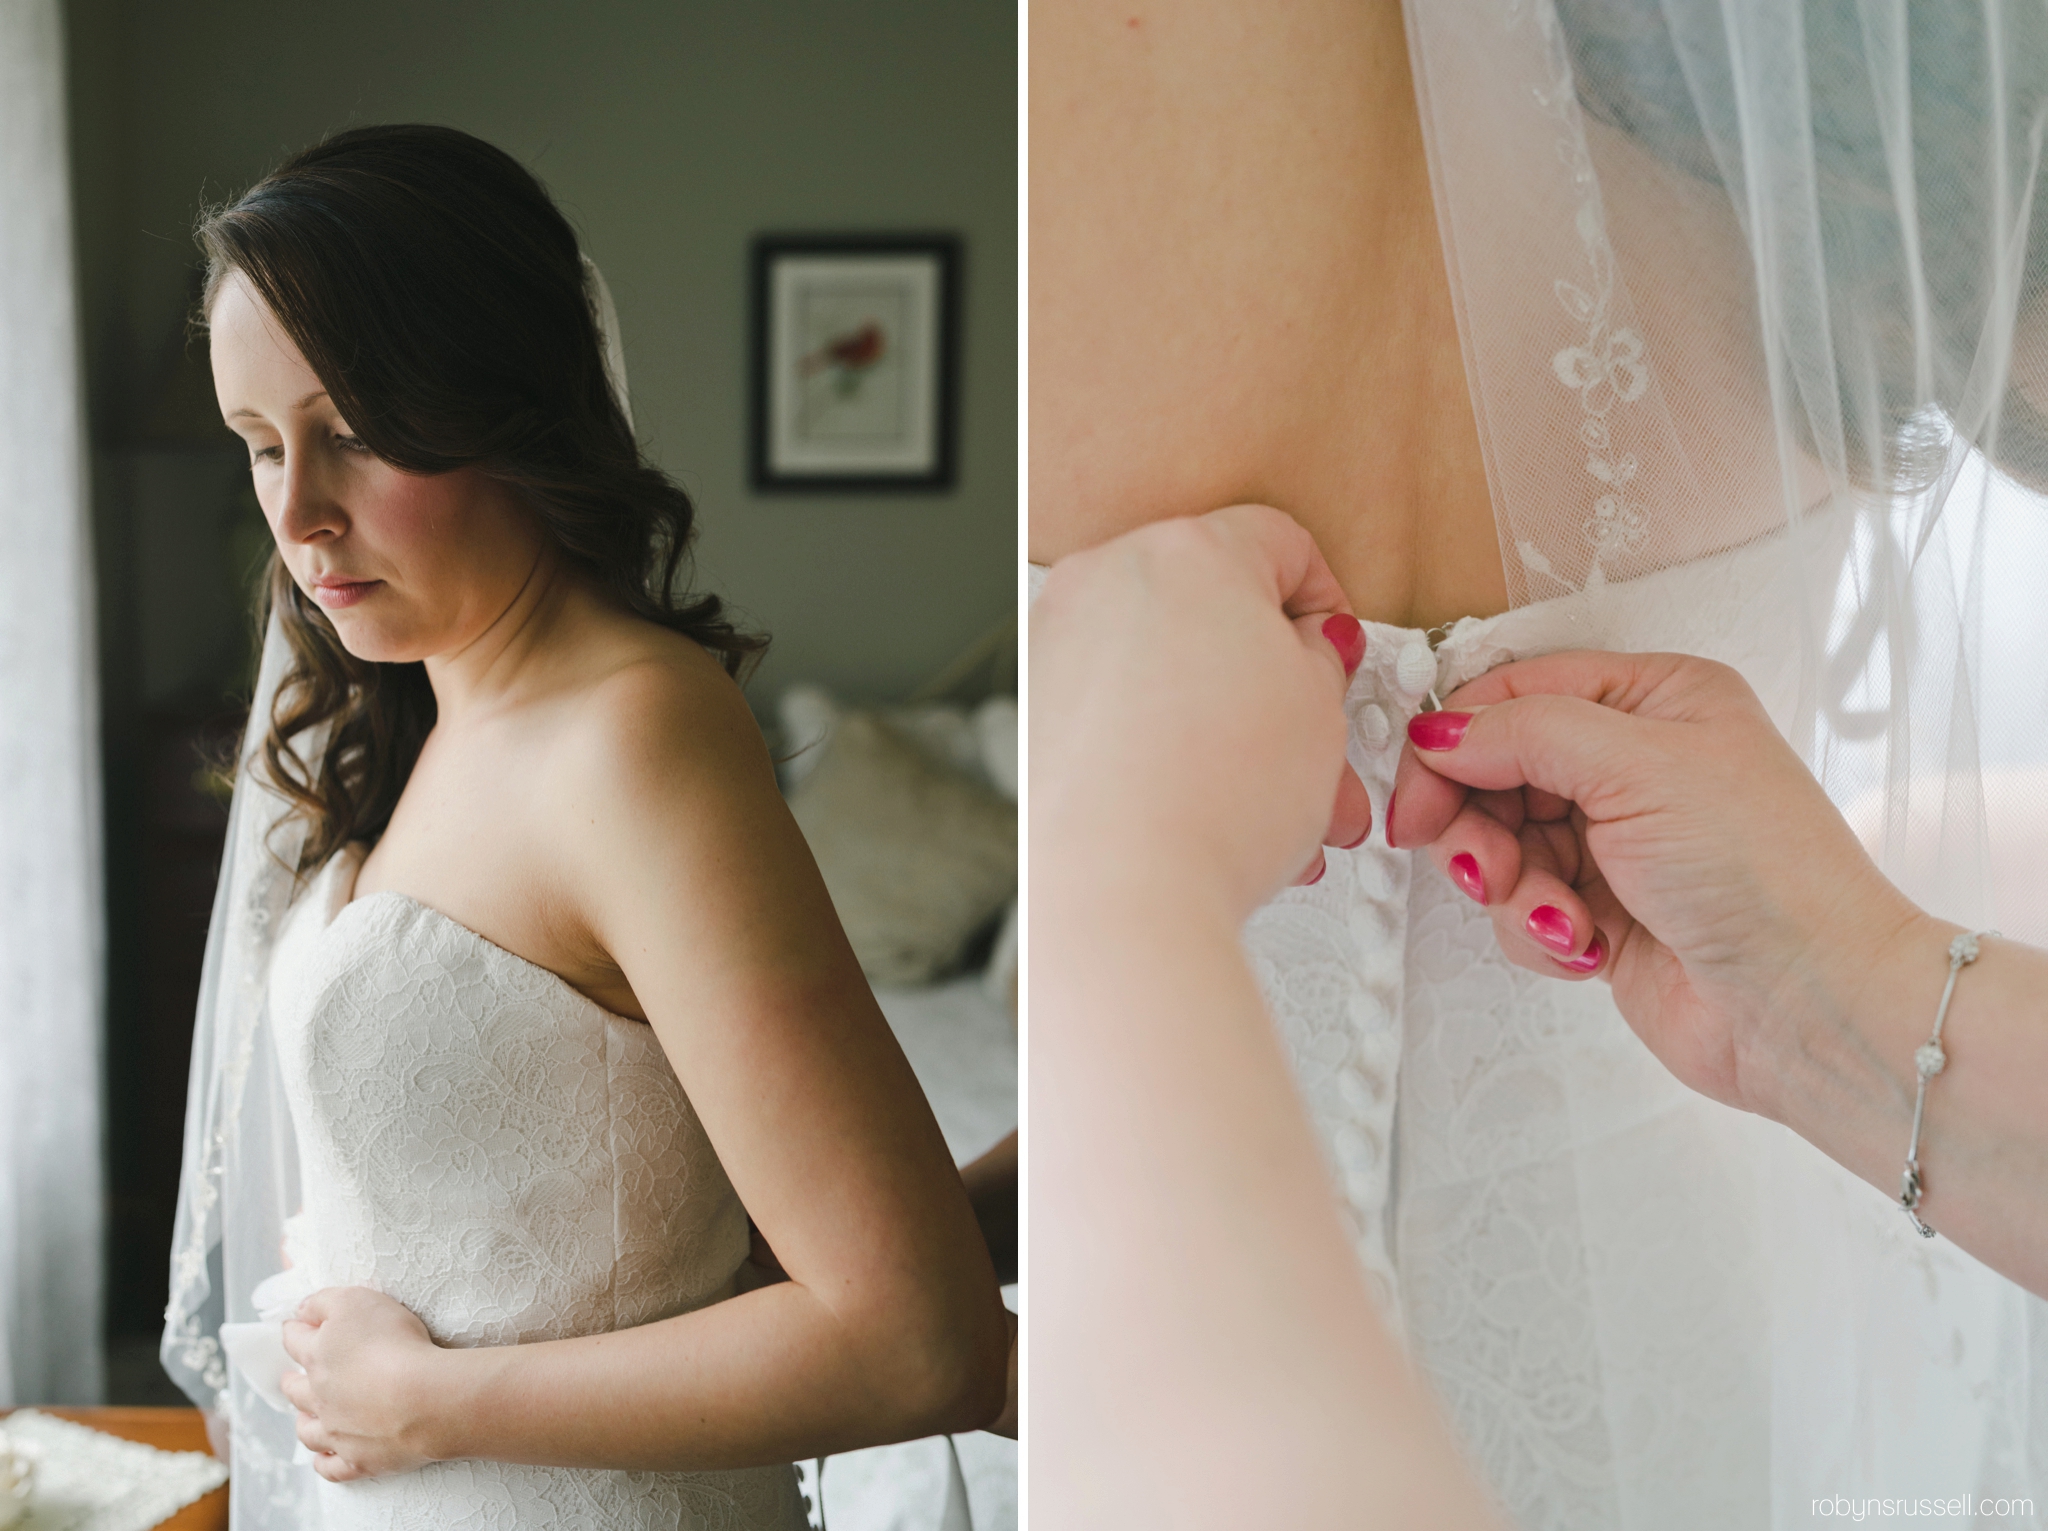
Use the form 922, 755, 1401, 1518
324, 611, 428, 665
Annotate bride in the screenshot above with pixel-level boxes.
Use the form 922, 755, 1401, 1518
160, 123, 1009, 1528
1036, 0, 2048, 1523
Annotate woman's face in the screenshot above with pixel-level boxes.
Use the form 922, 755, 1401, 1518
210, 271, 550, 665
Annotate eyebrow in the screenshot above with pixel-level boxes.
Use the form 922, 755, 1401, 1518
226, 388, 329, 423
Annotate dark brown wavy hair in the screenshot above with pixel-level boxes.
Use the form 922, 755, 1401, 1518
200, 124, 764, 873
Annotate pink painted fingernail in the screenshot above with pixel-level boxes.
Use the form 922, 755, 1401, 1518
1305, 852, 1327, 885
1449, 853, 1487, 905
1526, 904, 1576, 955
1407, 711, 1472, 751
1322, 614, 1367, 676
1555, 932, 1606, 974
1339, 826, 1370, 850
1383, 788, 1397, 849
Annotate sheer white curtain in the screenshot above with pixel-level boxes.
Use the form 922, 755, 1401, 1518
0, 0, 106, 1405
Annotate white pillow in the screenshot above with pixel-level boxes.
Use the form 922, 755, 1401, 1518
974, 696, 1017, 801
983, 897, 1018, 1015
785, 710, 1018, 986
779, 686, 1015, 796
777, 683, 842, 792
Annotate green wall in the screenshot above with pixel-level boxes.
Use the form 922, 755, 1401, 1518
67, 0, 1017, 711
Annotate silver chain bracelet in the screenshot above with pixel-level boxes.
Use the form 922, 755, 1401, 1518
1899, 929, 1995, 1238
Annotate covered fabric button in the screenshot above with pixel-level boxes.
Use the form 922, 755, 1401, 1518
1350, 700, 1392, 749
1395, 638, 1437, 698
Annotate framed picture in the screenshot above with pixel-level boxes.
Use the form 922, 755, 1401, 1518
750, 234, 960, 492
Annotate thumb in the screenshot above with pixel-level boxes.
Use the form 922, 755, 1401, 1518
1206, 503, 1351, 619
1400, 692, 1673, 820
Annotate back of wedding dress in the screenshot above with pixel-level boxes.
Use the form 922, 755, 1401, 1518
1250, 1, 2048, 1524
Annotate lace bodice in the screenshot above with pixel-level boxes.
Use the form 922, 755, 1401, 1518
263, 844, 808, 1530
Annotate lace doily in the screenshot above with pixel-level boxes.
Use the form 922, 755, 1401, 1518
0, 1412, 226, 1531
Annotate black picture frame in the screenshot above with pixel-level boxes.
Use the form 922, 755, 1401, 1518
749, 234, 961, 493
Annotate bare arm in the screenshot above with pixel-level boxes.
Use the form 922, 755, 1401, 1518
1034, 866, 1504, 1528
1031, 508, 1503, 1527
1781, 910, 2048, 1294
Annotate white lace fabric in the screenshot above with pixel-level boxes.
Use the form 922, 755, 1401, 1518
1248, 518, 2048, 1529
251, 844, 807, 1530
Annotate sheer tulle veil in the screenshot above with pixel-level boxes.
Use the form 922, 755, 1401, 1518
159, 258, 633, 1526
1401, 0, 2048, 1509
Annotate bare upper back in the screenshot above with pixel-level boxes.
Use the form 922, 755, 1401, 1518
1029, 0, 1507, 631
1031, 0, 1810, 624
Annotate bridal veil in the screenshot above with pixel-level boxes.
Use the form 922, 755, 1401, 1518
159, 259, 633, 1527
1398, 0, 2048, 1515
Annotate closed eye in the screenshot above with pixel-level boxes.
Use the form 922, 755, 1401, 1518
247, 434, 367, 466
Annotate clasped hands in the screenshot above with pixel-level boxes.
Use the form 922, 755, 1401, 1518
280, 1285, 447, 1482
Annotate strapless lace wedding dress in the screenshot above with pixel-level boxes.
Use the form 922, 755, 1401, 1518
263, 843, 810, 1530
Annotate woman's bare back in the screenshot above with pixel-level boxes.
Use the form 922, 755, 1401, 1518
1029, 0, 1507, 631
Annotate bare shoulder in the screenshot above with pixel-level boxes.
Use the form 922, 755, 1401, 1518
545, 625, 776, 821
534, 621, 846, 1007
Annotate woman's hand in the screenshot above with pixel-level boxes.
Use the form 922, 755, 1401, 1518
1031, 506, 1505, 1528
280, 1286, 448, 1482
1033, 503, 1371, 917
1390, 648, 2048, 1296
1386, 650, 1918, 1118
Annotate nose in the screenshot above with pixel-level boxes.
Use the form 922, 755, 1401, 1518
272, 443, 346, 544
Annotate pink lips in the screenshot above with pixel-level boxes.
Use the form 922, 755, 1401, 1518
309, 576, 381, 610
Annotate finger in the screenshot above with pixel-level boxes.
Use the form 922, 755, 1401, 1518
1317, 613, 1367, 678
1418, 798, 1525, 908
296, 1410, 337, 1457
1291, 848, 1327, 887
1402, 695, 1672, 820
294, 1288, 336, 1324
1209, 503, 1353, 620
1469, 788, 1527, 832
1490, 821, 1605, 977
1435, 648, 1717, 715
281, 1318, 316, 1365
1386, 735, 1468, 851
278, 1366, 312, 1411
1567, 855, 1641, 967
1323, 763, 1372, 850
1287, 612, 1365, 691
312, 1451, 369, 1484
